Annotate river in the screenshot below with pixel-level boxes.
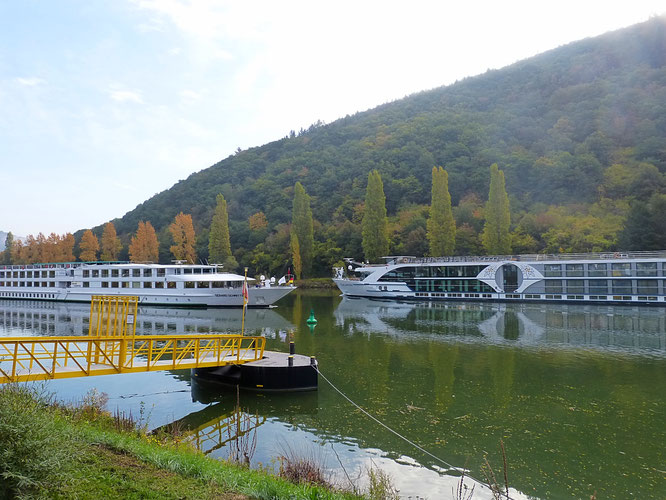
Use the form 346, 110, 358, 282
1, 292, 664, 499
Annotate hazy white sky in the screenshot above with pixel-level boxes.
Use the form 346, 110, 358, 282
1, 0, 664, 236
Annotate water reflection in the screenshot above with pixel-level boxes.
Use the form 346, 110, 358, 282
0, 299, 295, 338
1, 295, 664, 499
334, 297, 666, 355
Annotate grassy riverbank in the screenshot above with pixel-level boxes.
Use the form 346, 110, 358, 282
294, 278, 337, 289
0, 384, 361, 499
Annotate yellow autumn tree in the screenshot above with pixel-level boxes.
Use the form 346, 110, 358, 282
100, 222, 122, 261
169, 212, 196, 263
129, 221, 159, 262
57, 233, 76, 262
43, 233, 60, 263
79, 229, 99, 261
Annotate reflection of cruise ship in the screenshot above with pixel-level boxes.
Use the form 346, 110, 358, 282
0, 262, 294, 307
0, 300, 295, 338
334, 297, 666, 354
334, 252, 666, 305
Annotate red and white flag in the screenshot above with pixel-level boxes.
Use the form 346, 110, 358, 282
242, 277, 249, 307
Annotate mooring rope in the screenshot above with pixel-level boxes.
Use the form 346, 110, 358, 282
313, 365, 488, 488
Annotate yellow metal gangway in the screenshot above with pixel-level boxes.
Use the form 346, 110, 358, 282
0, 296, 265, 384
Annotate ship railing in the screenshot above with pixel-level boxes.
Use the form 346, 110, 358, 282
0, 334, 266, 384
386, 250, 666, 265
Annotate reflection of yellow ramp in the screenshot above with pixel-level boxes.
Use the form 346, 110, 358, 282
0, 296, 265, 384
182, 408, 265, 455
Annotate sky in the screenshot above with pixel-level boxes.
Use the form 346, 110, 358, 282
1, 1, 664, 237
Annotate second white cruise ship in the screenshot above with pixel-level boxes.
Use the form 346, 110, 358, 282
334, 251, 666, 305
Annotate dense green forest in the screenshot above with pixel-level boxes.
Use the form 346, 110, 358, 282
84, 16, 666, 276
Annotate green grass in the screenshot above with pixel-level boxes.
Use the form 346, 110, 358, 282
0, 384, 359, 500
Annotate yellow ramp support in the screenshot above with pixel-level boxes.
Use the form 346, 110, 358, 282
0, 334, 265, 384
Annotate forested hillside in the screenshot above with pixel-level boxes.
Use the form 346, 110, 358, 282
92, 16, 666, 276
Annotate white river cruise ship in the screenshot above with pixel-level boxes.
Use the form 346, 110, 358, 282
0, 262, 295, 307
333, 251, 666, 305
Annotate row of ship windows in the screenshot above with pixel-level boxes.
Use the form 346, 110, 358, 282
542, 262, 665, 277
0, 281, 236, 289
1, 271, 57, 279
0, 292, 57, 299
0, 268, 218, 279
539, 279, 665, 295
413, 292, 662, 302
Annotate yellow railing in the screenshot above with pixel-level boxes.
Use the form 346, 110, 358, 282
89, 295, 138, 337
0, 334, 265, 384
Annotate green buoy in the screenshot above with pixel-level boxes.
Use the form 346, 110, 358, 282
306, 309, 318, 325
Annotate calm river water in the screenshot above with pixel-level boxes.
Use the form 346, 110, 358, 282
1, 292, 664, 499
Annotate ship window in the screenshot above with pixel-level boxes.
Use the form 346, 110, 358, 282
588, 263, 607, 277
26, 282, 32, 287
122, 282, 130, 288
202, 268, 212, 274
565, 264, 584, 277
101, 282, 108, 288
20, 272, 25, 278
636, 262, 657, 277
544, 264, 561, 277
92, 270, 99, 278
111, 269, 119, 277
143, 282, 152, 288
566, 280, 585, 294
49, 282, 55, 287
157, 269, 165, 277
27, 271, 32, 278
132, 269, 140, 277
611, 263, 631, 277
637, 280, 658, 295
42, 282, 48, 288
184, 281, 195, 288
82, 270, 90, 278
111, 282, 119, 288
378, 266, 416, 281
101, 270, 109, 278
212, 281, 225, 288
589, 280, 608, 294
154, 282, 164, 288
167, 281, 177, 289
13, 271, 18, 278
197, 281, 210, 288
122, 269, 130, 277
132, 282, 141, 288
0, 272, 4, 278
612, 279, 632, 294
545, 280, 562, 293
184, 268, 193, 274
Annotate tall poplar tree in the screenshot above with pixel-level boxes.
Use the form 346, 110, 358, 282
79, 229, 99, 261
427, 166, 456, 256
208, 194, 233, 263
100, 222, 122, 261
291, 182, 314, 277
169, 212, 197, 263
3, 232, 13, 264
290, 233, 302, 280
362, 170, 389, 262
129, 221, 159, 262
482, 164, 512, 255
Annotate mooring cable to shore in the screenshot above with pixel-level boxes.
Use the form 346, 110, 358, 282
313, 365, 489, 489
